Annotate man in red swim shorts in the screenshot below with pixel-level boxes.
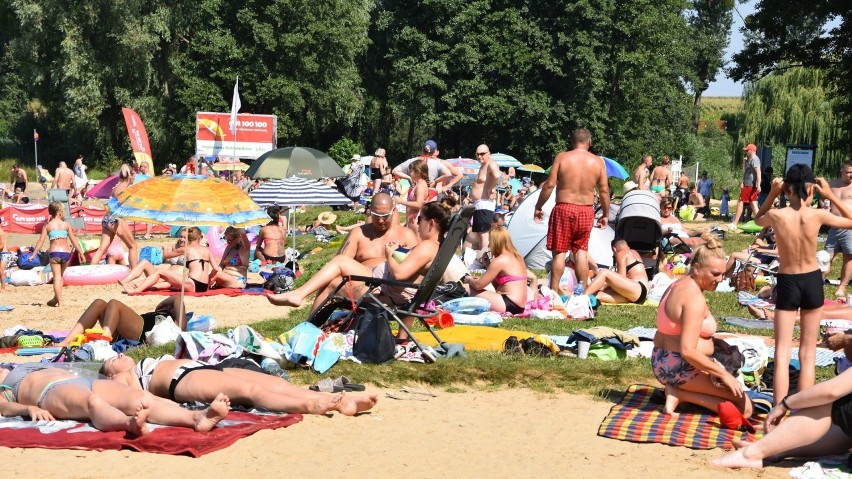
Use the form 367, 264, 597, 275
534, 128, 609, 294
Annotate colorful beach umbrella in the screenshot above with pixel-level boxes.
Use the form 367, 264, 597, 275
106, 174, 269, 228
603, 157, 629, 180
491, 153, 522, 168
246, 146, 345, 180
211, 160, 250, 172
518, 164, 545, 173
445, 157, 480, 176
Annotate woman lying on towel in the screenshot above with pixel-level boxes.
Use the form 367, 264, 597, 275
119, 227, 188, 292
464, 226, 530, 315
584, 239, 649, 304
121, 226, 217, 294
57, 297, 186, 347
714, 365, 852, 469
652, 234, 753, 418
0, 363, 228, 436
101, 354, 377, 416
267, 202, 451, 332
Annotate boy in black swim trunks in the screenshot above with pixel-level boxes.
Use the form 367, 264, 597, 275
755, 164, 852, 411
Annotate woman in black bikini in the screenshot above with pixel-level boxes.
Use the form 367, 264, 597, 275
122, 226, 216, 294
584, 239, 649, 304
254, 207, 288, 263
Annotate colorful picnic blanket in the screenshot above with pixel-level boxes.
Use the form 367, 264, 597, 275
129, 286, 266, 297
737, 291, 774, 310
598, 384, 762, 449
0, 411, 301, 457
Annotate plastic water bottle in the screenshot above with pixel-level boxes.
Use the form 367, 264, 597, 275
573, 283, 585, 296
261, 357, 291, 382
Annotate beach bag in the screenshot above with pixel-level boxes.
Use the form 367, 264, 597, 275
263, 271, 295, 293
145, 314, 181, 346
352, 307, 395, 364
18, 249, 47, 270
709, 337, 745, 388
565, 294, 595, 320
734, 269, 756, 292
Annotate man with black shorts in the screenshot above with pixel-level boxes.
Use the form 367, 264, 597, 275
534, 128, 609, 294
469, 145, 501, 252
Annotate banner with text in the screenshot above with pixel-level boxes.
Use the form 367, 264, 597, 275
0, 203, 169, 234
122, 107, 154, 167
195, 112, 277, 160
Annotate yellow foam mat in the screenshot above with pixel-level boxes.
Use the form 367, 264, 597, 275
411, 325, 537, 351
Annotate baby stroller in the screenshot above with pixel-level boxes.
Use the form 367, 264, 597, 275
615, 190, 662, 278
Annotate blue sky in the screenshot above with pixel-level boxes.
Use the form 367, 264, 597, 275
704, 2, 755, 97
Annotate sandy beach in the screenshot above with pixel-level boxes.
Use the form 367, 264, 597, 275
0, 232, 789, 478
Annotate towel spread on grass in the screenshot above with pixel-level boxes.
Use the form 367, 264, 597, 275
598, 384, 762, 449
412, 325, 537, 351
723, 316, 783, 330
0, 411, 302, 457
129, 286, 266, 297
737, 291, 774, 310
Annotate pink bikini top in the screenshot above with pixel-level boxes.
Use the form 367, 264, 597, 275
494, 274, 526, 287
656, 280, 717, 338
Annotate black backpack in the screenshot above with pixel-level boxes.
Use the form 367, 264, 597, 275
352, 307, 395, 364
263, 273, 295, 294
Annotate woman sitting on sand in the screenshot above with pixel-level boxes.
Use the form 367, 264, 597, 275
0, 363, 228, 436
119, 228, 188, 291
268, 202, 450, 335
464, 226, 530, 314
57, 297, 186, 347
255, 207, 289, 263
585, 239, 649, 304
714, 365, 852, 469
121, 226, 215, 294
30, 201, 85, 307
101, 354, 377, 417
652, 234, 753, 417
210, 227, 250, 289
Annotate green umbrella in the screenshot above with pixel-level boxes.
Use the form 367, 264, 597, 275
246, 146, 345, 180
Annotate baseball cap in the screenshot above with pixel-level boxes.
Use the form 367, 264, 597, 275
351, 154, 361, 161
743, 144, 757, 151
423, 140, 438, 154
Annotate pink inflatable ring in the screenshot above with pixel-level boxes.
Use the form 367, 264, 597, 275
63, 265, 130, 286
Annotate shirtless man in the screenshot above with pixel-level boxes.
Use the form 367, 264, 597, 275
825, 161, 852, 297
469, 145, 502, 252
633, 155, 652, 190
754, 165, 852, 407
369, 148, 390, 193
305, 192, 418, 313
534, 128, 609, 292
254, 206, 289, 263
10, 164, 27, 194
650, 156, 672, 196
51, 161, 75, 194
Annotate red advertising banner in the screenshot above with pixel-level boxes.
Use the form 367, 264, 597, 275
0, 204, 168, 235
195, 112, 277, 160
122, 107, 154, 166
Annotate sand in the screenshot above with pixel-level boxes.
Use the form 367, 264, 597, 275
0, 233, 788, 478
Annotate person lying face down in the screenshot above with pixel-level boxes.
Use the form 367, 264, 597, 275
100, 354, 378, 417
0, 363, 229, 436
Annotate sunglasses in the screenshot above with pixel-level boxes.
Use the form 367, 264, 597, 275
370, 210, 392, 218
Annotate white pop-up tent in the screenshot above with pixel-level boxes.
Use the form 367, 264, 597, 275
507, 188, 616, 270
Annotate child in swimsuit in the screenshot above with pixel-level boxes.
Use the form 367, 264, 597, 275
211, 227, 249, 289
753, 166, 852, 407
464, 226, 530, 315
30, 201, 85, 307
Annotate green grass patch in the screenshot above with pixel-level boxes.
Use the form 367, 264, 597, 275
125, 217, 837, 392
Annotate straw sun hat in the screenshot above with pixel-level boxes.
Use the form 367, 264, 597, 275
318, 212, 337, 225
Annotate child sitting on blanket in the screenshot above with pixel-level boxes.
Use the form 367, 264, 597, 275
753, 165, 852, 409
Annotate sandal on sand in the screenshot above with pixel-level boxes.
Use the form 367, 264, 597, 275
309, 378, 343, 393
333, 376, 366, 392
385, 390, 429, 401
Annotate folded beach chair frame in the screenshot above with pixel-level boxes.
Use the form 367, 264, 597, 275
730, 249, 779, 283
308, 205, 474, 360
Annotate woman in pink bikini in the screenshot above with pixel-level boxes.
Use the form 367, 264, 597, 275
464, 226, 530, 314
652, 234, 753, 417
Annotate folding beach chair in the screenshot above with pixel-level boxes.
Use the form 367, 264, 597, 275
48, 189, 85, 230
308, 205, 474, 361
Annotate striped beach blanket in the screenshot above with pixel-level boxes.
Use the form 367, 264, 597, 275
598, 384, 762, 449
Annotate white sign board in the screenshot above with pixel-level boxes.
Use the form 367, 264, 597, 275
785, 148, 814, 172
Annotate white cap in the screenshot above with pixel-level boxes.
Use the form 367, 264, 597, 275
818, 250, 831, 273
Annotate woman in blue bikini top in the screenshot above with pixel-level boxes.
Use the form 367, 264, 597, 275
30, 201, 85, 307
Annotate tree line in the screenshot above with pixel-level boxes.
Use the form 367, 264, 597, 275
1, 0, 736, 173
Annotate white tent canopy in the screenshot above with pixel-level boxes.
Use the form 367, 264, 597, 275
507, 188, 615, 270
